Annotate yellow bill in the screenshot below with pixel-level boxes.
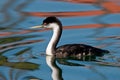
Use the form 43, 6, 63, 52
31, 25, 44, 29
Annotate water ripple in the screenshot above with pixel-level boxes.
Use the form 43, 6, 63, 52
0, 0, 33, 29
0, 0, 120, 80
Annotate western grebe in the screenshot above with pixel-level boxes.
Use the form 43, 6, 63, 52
32, 16, 109, 57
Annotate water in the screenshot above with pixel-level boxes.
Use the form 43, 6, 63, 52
0, 0, 120, 80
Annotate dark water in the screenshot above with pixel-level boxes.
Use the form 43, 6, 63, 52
0, 0, 120, 80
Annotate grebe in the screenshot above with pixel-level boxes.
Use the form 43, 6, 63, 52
32, 16, 109, 57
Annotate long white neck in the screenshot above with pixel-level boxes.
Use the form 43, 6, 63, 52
46, 23, 62, 55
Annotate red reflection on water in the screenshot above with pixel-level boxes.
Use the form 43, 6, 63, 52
0, 24, 120, 37
108, 0, 120, 5
0, 32, 12, 37
0, 39, 44, 52
50, 0, 120, 12
0, 30, 31, 37
102, 2, 120, 13
23, 1, 120, 17
64, 24, 120, 29
22, 0, 120, 30
96, 36, 120, 40
0, 29, 50, 37
23, 10, 105, 17
50, 0, 97, 4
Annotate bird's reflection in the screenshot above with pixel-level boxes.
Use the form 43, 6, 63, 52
46, 52, 97, 80
56, 55, 96, 66
46, 56, 63, 80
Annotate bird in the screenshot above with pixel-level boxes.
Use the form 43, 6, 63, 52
31, 16, 109, 58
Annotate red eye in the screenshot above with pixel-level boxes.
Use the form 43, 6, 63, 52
43, 23, 47, 25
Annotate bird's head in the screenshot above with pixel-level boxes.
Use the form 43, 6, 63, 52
31, 16, 62, 29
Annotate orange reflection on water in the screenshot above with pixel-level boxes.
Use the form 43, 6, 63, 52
0, 24, 120, 37
48, 0, 120, 13
23, 0, 120, 17
0, 29, 50, 37
0, 39, 44, 52
64, 24, 120, 29
51, 0, 97, 4
23, 10, 105, 17
0, 30, 31, 37
102, 2, 120, 13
